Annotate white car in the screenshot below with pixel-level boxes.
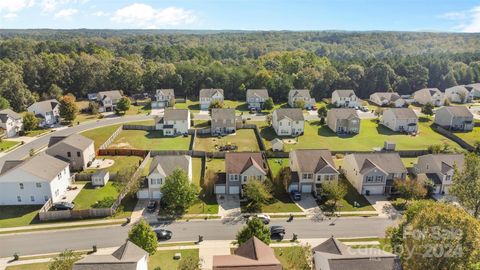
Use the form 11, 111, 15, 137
249, 214, 270, 224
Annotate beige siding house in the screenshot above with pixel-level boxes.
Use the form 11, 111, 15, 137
412, 88, 444, 106
466, 83, 480, 98
200, 88, 224, 110
0, 109, 23, 138
380, 108, 418, 133
331, 89, 359, 108
445, 85, 472, 103
326, 108, 360, 134
211, 108, 237, 135
155, 108, 190, 135
414, 154, 464, 195
369, 92, 406, 107
27, 99, 60, 126
152, 89, 175, 108
288, 89, 315, 109
96, 90, 123, 112
46, 134, 95, 171
272, 108, 304, 136
246, 89, 269, 110
434, 106, 474, 131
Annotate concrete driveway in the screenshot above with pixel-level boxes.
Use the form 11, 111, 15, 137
150, 108, 164, 116
366, 195, 399, 219
217, 195, 242, 223
295, 194, 318, 214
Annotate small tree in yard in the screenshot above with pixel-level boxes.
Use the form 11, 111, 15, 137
450, 153, 480, 218
236, 217, 271, 245
209, 100, 223, 110
48, 250, 80, 270
88, 101, 99, 115
421, 102, 434, 117
266, 113, 272, 126
294, 100, 305, 109
263, 97, 274, 110
393, 178, 427, 201
321, 181, 347, 211
116, 97, 131, 114
277, 167, 292, 191
374, 107, 384, 118
177, 255, 202, 270
23, 112, 38, 131
128, 219, 158, 255
160, 169, 198, 214
243, 179, 272, 212
59, 94, 78, 123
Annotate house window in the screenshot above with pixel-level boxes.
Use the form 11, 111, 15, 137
36, 183, 42, 188
44, 196, 49, 201
366, 176, 374, 182
17, 196, 21, 202
446, 175, 452, 181
67, 152, 71, 157
55, 189, 59, 196
30, 196, 35, 202
150, 178, 161, 185
303, 173, 313, 180
317, 175, 322, 181
375, 176, 383, 182
279, 122, 282, 126
77, 152, 81, 157
19, 183, 24, 189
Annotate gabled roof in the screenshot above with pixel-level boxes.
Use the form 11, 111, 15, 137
327, 108, 359, 120
200, 88, 224, 99
156, 89, 174, 96
466, 83, 480, 91
73, 240, 147, 270
97, 90, 123, 101
417, 154, 464, 174
164, 108, 189, 121
438, 106, 474, 118
333, 89, 356, 98
247, 89, 269, 99
273, 108, 304, 121
370, 92, 403, 103
414, 88, 442, 99
211, 108, 236, 121
360, 158, 388, 175
290, 149, 339, 174
384, 108, 417, 119
271, 138, 283, 145
446, 85, 469, 94
213, 237, 281, 269
290, 89, 311, 98
349, 153, 407, 174
0, 154, 69, 182
28, 99, 59, 112
312, 237, 349, 255
149, 155, 190, 177
225, 152, 267, 175
0, 109, 22, 122
47, 134, 94, 150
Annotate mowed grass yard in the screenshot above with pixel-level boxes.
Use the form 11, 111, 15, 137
186, 157, 219, 215
194, 129, 260, 152
454, 126, 480, 146
85, 155, 143, 174
73, 182, 119, 210
6, 262, 50, 270
110, 130, 191, 151
257, 118, 460, 151
0, 140, 19, 152
148, 249, 199, 270
0, 205, 42, 228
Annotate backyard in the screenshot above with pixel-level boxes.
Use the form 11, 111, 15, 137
148, 249, 199, 270
185, 157, 219, 215
194, 129, 260, 152
109, 130, 191, 151
73, 182, 119, 210
453, 126, 480, 146
0, 205, 42, 228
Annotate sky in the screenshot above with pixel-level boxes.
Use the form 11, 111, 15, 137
0, 0, 479, 32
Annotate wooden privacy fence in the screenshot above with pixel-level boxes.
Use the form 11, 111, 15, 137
123, 124, 155, 131
99, 125, 122, 150
430, 124, 474, 151
38, 199, 113, 221
98, 148, 149, 157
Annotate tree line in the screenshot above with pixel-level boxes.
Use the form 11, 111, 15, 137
1, 30, 480, 112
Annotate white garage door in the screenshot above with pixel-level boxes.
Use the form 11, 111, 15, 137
229, 186, 240, 194
152, 191, 162, 199
363, 185, 384, 195
215, 185, 226, 194
136, 189, 149, 199
288, 184, 299, 192
301, 184, 312, 193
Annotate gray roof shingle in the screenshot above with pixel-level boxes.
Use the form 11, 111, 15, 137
149, 155, 190, 177
273, 108, 304, 121
47, 134, 94, 150
247, 89, 269, 99
333, 89, 356, 98
0, 154, 69, 181
290, 149, 339, 174
211, 108, 235, 121
225, 152, 268, 175
440, 106, 474, 118
290, 89, 311, 98
164, 108, 189, 121
350, 153, 407, 174
327, 108, 359, 120
200, 88, 224, 99
0, 109, 22, 123
384, 108, 417, 119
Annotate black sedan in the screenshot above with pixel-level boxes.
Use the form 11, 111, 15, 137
270, 225, 286, 239
53, 201, 75, 210
146, 200, 157, 213
154, 229, 173, 241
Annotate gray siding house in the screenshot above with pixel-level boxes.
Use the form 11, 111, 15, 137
46, 134, 95, 171
414, 154, 464, 195
246, 89, 269, 110
380, 108, 418, 133
434, 106, 474, 131
152, 89, 175, 108
211, 108, 238, 135
326, 108, 360, 134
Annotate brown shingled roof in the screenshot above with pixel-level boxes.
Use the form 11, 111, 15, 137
225, 152, 267, 175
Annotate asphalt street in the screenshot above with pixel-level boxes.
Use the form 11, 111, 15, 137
0, 217, 398, 257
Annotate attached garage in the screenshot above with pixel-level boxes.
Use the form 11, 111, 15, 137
152, 191, 162, 199
136, 189, 149, 199
215, 185, 226, 194
362, 185, 384, 195
301, 184, 312, 193
229, 186, 240, 195
288, 183, 299, 192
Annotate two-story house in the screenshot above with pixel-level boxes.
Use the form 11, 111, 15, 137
465, 83, 480, 99
151, 89, 175, 108
413, 88, 445, 106
199, 89, 224, 110
215, 152, 268, 195
155, 108, 190, 135
0, 154, 71, 205
211, 108, 237, 135
414, 154, 464, 195
246, 89, 269, 110
45, 134, 96, 171
380, 108, 418, 133
326, 108, 360, 134
0, 109, 23, 138
140, 155, 192, 199
27, 99, 60, 127
342, 153, 407, 195
331, 89, 359, 108
369, 92, 406, 107
272, 108, 304, 136
96, 90, 123, 112
288, 89, 315, 109
434, 106, 474, 131
289, 149, 339, 194
445, 85, 472, 104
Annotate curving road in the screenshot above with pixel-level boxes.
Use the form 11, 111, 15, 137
0, 114, 152, 167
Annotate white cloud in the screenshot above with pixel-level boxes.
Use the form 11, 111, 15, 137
40, 0, 88, 13
0, 0, 34, 13
441, 6, 480, 33
461, 6, 480, 33
440, 12, 466, 20
54, 8, 77, 19
3, 13, 17, 19
112, 3, 196, 28
93, 11, 108, 17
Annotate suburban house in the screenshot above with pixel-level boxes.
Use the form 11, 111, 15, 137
96, 90, 123, 112
0, 109, 23, 138
211, 108, 237, 135
434, 106, 474, 131
246, 89, 269, 110
445, 85, 472, 104
342, 152, 407, 195
414, 154, 464, 195
288, 89, 315, 109
369, 92, 406, 107
0, 154, 71, 205
313, 237, 402, 270
200, 88, 224, 110
46, 134, 96, 171
331, 89, 359, 108
466, 83, 480, 98
412, 88, 444, 106
326, 108, 360, 134
272, 108, 305, 136
27, 99, 60, 127
138, 155, 192, 199
380, 108, 418, 133
213, 236, 282, 270
215, 152, 268, 195
73, 240, 148, 270
289, 149, 339, 193
154, 108, 190, 135
151, 88, 175, 108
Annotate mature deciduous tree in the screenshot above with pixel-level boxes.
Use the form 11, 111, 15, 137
236, 218, 271, 245
160, 169, 198, 214
128, 219, 158, 255
450, 153, 480, 218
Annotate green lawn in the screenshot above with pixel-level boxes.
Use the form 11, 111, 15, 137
73, 182, 119, 210
205, 158, 224, 173
454, 126, 480, 146
273, 246, 309, 269
124, 103, 151, 115
148, 249, 199, 270
401, 157, 417, 168
268, 158, 288, 178
186, 157, 219, 215
193, 120, 209, 128
75, 113, 100, 123
110, 130, 191, 150
0, 140, 20, 152
194, 129, 260, 152
81, 124, 121, 151
175, 100, 200, 113
23, 129, 50, 137
85, 155, 143, 174
191, 157, 203, 186
257, 118, 460, 151
6, 262, 50, 270
0, 205, 42, 228
334, 178, 375, 212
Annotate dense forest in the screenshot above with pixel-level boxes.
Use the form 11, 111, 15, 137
1, 30, 480, 112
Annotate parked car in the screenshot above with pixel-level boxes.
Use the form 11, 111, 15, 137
53, 201, 75, 210
249, 214, 270, 224
360, 106, 369, 112
290, 190, 301, 201
146, 200, 157, 213
154, 229, 173, 241
270, 225, 286, 239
